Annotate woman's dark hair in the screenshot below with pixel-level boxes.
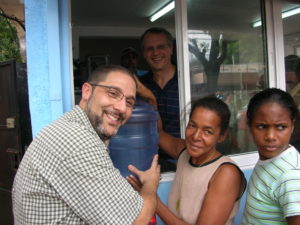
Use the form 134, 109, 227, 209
247, 88, 298, 125
190, 96, 231, 135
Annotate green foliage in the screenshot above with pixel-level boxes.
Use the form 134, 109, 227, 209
0, 15, 21, 62
224, 40, 240, 64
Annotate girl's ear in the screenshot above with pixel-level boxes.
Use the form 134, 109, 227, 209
217, 130, 228, 143
291, 119, 295, 133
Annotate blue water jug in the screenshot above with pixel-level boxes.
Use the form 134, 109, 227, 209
109, 98, 159, 177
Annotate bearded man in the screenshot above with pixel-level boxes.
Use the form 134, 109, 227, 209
12, 65, 160, 225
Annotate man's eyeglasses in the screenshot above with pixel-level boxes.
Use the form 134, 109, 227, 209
89, 83, 136, 108
144, 44, 170, 53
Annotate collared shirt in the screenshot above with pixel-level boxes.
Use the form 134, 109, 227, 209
140, 71, 180, 138
12, 106, 143, 225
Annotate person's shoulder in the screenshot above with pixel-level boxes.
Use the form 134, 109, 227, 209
136, 69, 148, 77
217, 162, 241, 178
46, 107, 82, 131
288, 146, 300, 168
214, 155, 238, 170
178, 148, 188, 159
274, 146, 300, 170
280, 148, 300, 177
176, 149, 189, 165
39, 106, 99, 146
274, 151, 300, 194
139, 71, 152, 81
214, 158, 245, 185
209, 159, 245, 195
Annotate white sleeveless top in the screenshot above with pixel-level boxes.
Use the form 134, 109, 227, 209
168, 150, 245, 225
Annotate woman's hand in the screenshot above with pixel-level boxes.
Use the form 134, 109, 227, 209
126, 175, 142, 192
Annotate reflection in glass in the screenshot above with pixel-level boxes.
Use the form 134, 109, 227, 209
282, 1, 300, 150
187, 0, 268, 155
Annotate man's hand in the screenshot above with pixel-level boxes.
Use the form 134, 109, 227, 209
127, 154, 160, 195
134, 76, 158, 110
126, 155, 160, 225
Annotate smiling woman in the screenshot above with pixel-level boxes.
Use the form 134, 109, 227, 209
152, 96, 247, 225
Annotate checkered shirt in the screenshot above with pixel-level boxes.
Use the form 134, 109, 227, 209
12, 105, 143, 225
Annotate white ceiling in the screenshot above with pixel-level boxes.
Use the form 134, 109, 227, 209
71, 0, 174, 28
1, 0, 298, 38
71, 0, 300, 36
71, 0, 257, 31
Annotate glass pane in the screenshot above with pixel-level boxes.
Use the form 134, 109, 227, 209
186, 0, 268, 155
282, 1, 300, 150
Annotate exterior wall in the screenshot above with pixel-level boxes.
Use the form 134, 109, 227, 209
24, 0, 73, 136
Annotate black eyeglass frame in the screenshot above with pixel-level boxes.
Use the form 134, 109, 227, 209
89, 83, 136, 108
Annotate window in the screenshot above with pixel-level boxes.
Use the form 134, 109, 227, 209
282, 0, 300, 150
185, 0, 268, 155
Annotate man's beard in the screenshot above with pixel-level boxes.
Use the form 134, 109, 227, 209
85, 98, 122, 142
88, 110, 115, 142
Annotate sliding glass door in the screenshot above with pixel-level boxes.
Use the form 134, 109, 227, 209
184, 0, 268, 155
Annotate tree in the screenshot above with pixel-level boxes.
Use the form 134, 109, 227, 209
0, 7, 24, 62
189, 35, 227, 94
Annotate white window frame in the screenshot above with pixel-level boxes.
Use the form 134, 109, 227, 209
265, 0, 286, 89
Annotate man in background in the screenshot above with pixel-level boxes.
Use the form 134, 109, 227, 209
286, 56, 300, 150
120, 46, 148, 77
120, 46, 158, 110
285, 54, 300, 91
139, 27, 180, 171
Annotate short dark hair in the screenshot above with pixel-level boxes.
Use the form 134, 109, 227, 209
140, 27, 173, 50
296, 61, 300, 77
247, 88, 298, 125
285, 55, 300, 72
190, 96, 231, 135
121, 47, 138, 58
87, 64, 137, 88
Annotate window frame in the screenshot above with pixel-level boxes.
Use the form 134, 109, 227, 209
174, 0, 285, 170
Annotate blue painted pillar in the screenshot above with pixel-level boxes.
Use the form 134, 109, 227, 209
24, 0, 73, 136
59, 0, 74, 112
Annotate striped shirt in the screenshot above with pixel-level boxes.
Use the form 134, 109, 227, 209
243, 145, 300, 224
140, 71, 180, 138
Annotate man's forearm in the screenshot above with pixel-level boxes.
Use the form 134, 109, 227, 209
132, 193, 157, 225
